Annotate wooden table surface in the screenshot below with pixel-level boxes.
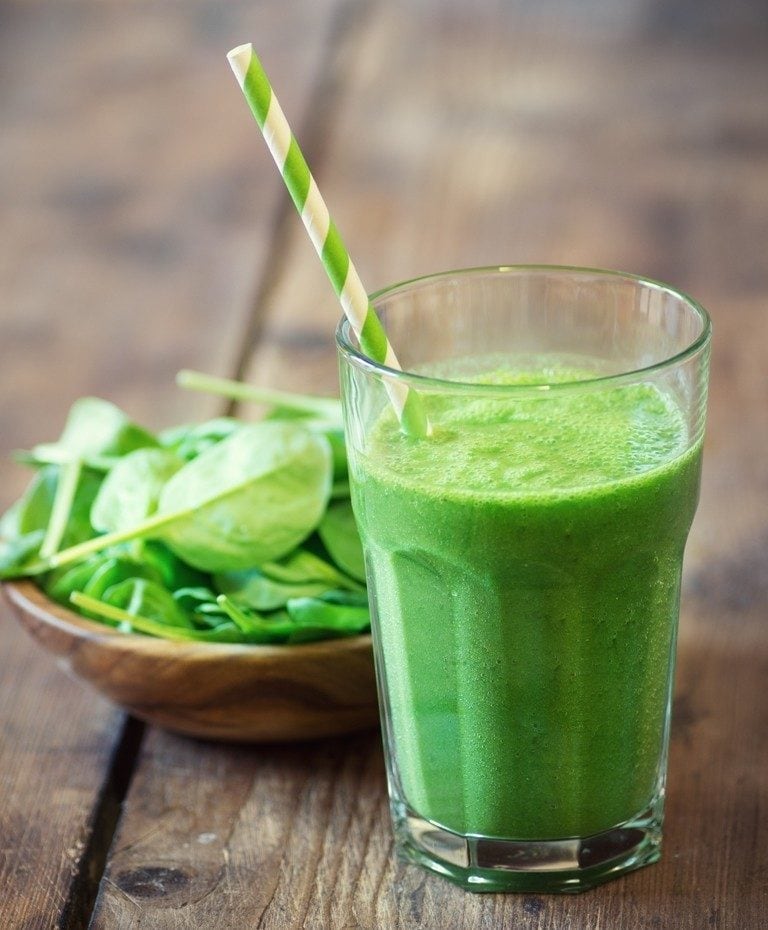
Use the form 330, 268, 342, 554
1, 2, 767, 928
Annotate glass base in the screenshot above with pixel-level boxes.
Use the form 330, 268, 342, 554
393, 803, 662, 893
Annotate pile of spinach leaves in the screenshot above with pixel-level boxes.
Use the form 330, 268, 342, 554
0, 372, 369, 645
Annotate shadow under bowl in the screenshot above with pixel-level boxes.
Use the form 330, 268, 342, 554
3, 581, 379, 743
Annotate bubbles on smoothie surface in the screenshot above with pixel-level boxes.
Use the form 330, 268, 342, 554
368, 355, 689, 496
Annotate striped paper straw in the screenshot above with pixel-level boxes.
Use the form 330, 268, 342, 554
227, 43, 429, 438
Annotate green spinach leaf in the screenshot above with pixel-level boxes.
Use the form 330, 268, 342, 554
69, 591, 243, 642
46, 555, 106, 605
0, 466, 102, 577
83, 558, 163, 600
1, 468, 59, 537
45, 422, 333, 573
213, 567, 328, 611
173, 587, 227, 629
25, 397, 157, 466
157, 422, 332, 571
159, 418, 241, 460
102, 577, 195, 629
135, 540, 209, 590
317, 500, 366, 582
260, 547, 363, 591
301, 421, 347, 480
215, 596, 299, 643
45, 553, 162, 609
286, 589, 370, 634
91, 448, 184, 533
0, 530, 46, 579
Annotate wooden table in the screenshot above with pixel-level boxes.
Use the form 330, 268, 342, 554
1, 2, 766, 927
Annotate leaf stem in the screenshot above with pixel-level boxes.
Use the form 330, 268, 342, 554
40, 459, 82, 560
14, 448, 118, 472
70, 591, 241, 642
45, 509, 177, 570
70, 592, 126, 627
216, 594, 295, 638
177, 369, 341, 420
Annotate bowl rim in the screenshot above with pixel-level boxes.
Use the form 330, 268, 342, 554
2, 580, 374, 659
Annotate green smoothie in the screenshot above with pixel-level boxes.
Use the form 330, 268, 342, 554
350, 361, 701, 840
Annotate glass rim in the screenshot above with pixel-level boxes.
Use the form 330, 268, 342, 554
335, 264, 712, 394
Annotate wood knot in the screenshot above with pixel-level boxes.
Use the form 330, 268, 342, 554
523, 895, 545, 915
116, 866, 191, 899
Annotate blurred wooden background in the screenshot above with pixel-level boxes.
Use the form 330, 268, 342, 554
1, 1, 766, 927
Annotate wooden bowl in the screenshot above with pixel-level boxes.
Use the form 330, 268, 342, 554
3, 581, 379, 742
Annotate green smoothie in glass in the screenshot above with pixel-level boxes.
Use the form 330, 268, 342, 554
353, 366, 701, 839
337, 267, 710, 892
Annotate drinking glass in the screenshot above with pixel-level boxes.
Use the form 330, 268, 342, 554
337, 266, 710, 892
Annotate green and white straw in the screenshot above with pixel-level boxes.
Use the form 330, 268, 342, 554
227, 43, 429, 437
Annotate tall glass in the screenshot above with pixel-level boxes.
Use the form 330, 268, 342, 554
337, 266, 710, 892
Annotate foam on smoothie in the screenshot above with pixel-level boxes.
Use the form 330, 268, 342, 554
368, 365, 688, 498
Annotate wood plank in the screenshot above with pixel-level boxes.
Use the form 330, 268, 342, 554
86, 730, 388, 929
0, 1, 340, 926
89, 1, 768, 927
0, 612, 127, 930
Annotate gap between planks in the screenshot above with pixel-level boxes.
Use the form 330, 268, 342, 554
57, 718, 145, 930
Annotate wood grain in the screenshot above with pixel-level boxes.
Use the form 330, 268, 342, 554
88, 1, 768, 928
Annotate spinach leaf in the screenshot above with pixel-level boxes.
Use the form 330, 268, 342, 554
91, 448, 184, 533
60, 468, 103, 548
136, 540, 209, 591
193, 600, 233, 624
25, 397, 157, 466
0, 469, 58, 575
173, 585, 218, 611
69, 592, 243, 642
259, 548, 363, 591
157, 422, 332, 571
330, 479, 351, 500
315, 589, 369, 607
83, 558, 163, 601
173, 587, 227, 629
45, 552, 162, 609
0, 500, 21, 540
213, 567, 328, 611
159, 418, 241, 461
215, 595, 294, 641
0, 466, 102, 577
317, 500, 366, 582
46, 556, 106, 605
102, 578, 195, 629
0, 530, 46, 579
285, 589, 370, 634
45, 422, 333, 574
1, 468, 59, 537
301, 421, 347, 481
